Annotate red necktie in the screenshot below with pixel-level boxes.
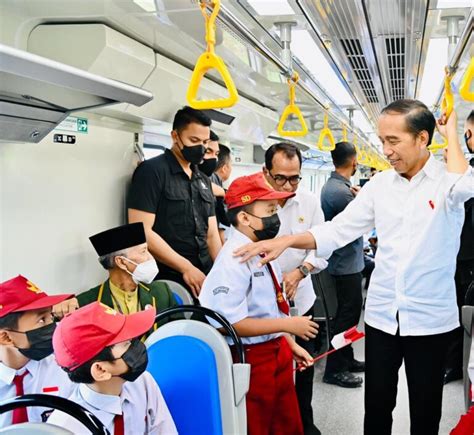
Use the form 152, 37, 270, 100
12, 371, 29, 424
114, 413, 124, 435
265, 261, 290, 316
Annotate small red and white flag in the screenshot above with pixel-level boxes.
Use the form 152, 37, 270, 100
296, 326, 365, 371
331, 326, 365, 350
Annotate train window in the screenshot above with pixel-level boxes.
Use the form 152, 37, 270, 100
143, 144, 166, 159
222, 30, 250, 67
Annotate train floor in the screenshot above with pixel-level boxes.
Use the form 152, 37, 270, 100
311, 321, 464, 434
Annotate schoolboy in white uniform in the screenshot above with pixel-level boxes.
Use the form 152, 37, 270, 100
0, 275, 75, 428
262, 142, 328, 435
199, 172, 318, 435
48, 302, 177, 435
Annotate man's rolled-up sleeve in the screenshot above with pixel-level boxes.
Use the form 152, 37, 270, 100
309, 181, 376, 258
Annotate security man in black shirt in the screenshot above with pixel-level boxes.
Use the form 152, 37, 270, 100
128, 106, 222, 298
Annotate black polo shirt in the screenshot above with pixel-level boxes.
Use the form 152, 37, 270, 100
127, 149, 215, 275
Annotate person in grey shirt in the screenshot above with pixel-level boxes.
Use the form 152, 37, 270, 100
321, 141, 365, 388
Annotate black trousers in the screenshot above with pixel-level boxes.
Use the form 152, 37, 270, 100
445, 259, 474, 372
295, 305, 317, 432
324, 272, 363, 375
364, 323, 453, 435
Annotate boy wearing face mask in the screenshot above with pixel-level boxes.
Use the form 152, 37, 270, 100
0, 275, 76, 428
55, 223, 179, 335
47, 302, 177, 434
199, 172, 318, 435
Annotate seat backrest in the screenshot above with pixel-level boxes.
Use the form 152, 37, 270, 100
172, 292, 183, 305
147, 335, 223, 435
146, 319, 249, 435
0, 423, 73, 434
462, 305, 474, 411
157, 280, 194, 305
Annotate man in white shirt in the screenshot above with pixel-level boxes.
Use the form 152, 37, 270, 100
0, 275, 76, 428
262, 142, 327, 435
235, 101, 473, 435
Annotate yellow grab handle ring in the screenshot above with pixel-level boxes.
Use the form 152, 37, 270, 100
441, 66, 454, 118
186, 0, 239, 110
459, 57, 474, 102
317, 113, 336, 151
187, 52, 239, 110
428, 134, 448, 152
277, 73, 308, 137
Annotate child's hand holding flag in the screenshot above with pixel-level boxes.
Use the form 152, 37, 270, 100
295, 326, 365, 371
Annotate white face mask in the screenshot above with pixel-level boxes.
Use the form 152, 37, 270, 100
120, 257, 158, 284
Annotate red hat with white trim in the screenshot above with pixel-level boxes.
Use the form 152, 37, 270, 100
53, 301, 156, 370
0, 275, 72, 318
225, 172, 295, 209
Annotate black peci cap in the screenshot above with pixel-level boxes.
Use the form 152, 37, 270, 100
89, 223, 146, 256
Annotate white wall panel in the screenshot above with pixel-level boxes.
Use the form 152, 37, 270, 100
0, 112, 142, 295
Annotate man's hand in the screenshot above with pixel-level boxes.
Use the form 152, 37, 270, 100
52, 298, 79, 319
234, 235, 292, 266
182, 265, 207, 298
436, 109, 458, 139
282, 269, 304, 300
284, 315, 319, 341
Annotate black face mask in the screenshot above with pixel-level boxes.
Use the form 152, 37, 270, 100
177, 134, 206, 165
118, 340, 148, 382
198, 158, 217, 176
13, 323, 56, 361
247, 212, 281, 241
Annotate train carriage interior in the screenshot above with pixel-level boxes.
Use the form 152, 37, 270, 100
0, 0, 473, 434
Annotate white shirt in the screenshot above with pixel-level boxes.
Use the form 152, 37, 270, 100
47, 372, 177, 435
0, 355, 76, 428
276, 189, 328, 314
199, 227, 286, 345
309, 156, 473, 336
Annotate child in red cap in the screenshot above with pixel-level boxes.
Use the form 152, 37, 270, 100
0, 275, 76, 428
199, 172, 318, 435
47, 302, 177, 434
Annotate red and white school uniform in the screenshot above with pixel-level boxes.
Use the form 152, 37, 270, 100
199, 227, 303, 435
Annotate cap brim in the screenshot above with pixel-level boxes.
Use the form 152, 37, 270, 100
15, 293, 73, 313
111, 307, 157, 344
259, 190, 296, 201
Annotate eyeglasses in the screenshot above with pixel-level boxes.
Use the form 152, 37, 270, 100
268, 172, 302, 186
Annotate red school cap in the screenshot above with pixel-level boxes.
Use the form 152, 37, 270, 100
53, 301, 156, 370
225, 172, 295, 209
0, 275, 72, 318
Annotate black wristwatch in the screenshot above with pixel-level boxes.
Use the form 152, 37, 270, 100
298, 264, 310, 277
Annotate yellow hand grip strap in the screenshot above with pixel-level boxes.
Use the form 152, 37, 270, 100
354, 138, 364, 163
317, 113, 336, 151
186, 0, 239, 110
459, 57, 474, 102
358, 145, 371, 166
342, 124, 348, 142
441, 66, 454, 118
277, 73, 308, 137
428, 133, 448, 152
